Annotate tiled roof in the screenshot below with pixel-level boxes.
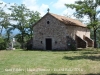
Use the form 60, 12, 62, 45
49, 13, 87, 27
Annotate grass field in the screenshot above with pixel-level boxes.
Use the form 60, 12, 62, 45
0, 48, 100, 75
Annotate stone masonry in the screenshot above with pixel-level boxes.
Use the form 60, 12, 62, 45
32, 12, 93, 50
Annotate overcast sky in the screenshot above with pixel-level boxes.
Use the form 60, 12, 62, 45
1, 0, 78, 16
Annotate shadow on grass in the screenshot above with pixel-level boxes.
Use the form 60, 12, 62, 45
82, 51, 100, 54
85, 73, 100, 75
20, 49, 72, 52
63, 55, 100, 61
47, 73, 67, 75
47, 73, 100, 75
19, 49, 47, 51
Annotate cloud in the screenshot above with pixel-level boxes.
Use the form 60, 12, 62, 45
0, 0, 49, 16
0, 0, 3, 2
0, 0, 6, 7
53, 0, 76, 9
62, 8, 75, 15
61, 9, 76, 18
22, 0, 38, 10
53, 0, 78, 18
22, 0, 49, 16
39, 4, 49, 16
0, 0, 16, 14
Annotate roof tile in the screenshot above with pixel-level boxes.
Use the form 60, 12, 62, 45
49, 13, 86, 27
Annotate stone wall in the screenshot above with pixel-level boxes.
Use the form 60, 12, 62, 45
33, 14, 68, 50
66, 25, 90, 40
83, 35, 94, 47
76, 35, 87, 48
66, 36, 76, 50
76, 27, 90, 39
33, 13, 91, 50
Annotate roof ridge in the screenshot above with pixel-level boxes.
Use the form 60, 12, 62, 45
48, 13, 86, 27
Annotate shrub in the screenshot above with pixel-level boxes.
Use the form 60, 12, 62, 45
14, 42, 21, 49
0, 37, 7, 50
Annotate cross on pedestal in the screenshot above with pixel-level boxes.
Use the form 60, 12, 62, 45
47, 8, 50, 13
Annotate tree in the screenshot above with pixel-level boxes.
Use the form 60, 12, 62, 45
0, 3, 10, 36
0, 3, 5, 36
28, 11, 40, 38
9, 4, 30, 48
9, 4, 41, 49
0, 37, 7, 50
5, 27, 13, 42
65, 0, 100, 48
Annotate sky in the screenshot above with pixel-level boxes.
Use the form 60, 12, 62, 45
2, 0, 94, 35
0, 0, 85, 35
1, 0, 100, 36
1, 0, 77, 17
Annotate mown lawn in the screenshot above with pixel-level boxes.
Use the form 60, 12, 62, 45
0, 48, 100, 75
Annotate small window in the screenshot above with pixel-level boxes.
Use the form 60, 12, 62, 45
47, 21, 50, 24
41, 41, 42, 44
55, 41, 57, 44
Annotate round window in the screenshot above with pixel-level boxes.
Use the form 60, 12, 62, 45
47, 21, 50, 24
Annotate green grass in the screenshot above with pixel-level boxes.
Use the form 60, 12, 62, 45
0, 48, 100, 75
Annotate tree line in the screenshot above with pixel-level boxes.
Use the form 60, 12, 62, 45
0, 0, 100, 50
65, 0, 100, 48
0, 3, 41, 50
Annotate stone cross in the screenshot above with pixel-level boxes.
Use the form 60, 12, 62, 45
47, 8, 50, 13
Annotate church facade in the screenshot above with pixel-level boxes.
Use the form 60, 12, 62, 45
32, 12, 93, 50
